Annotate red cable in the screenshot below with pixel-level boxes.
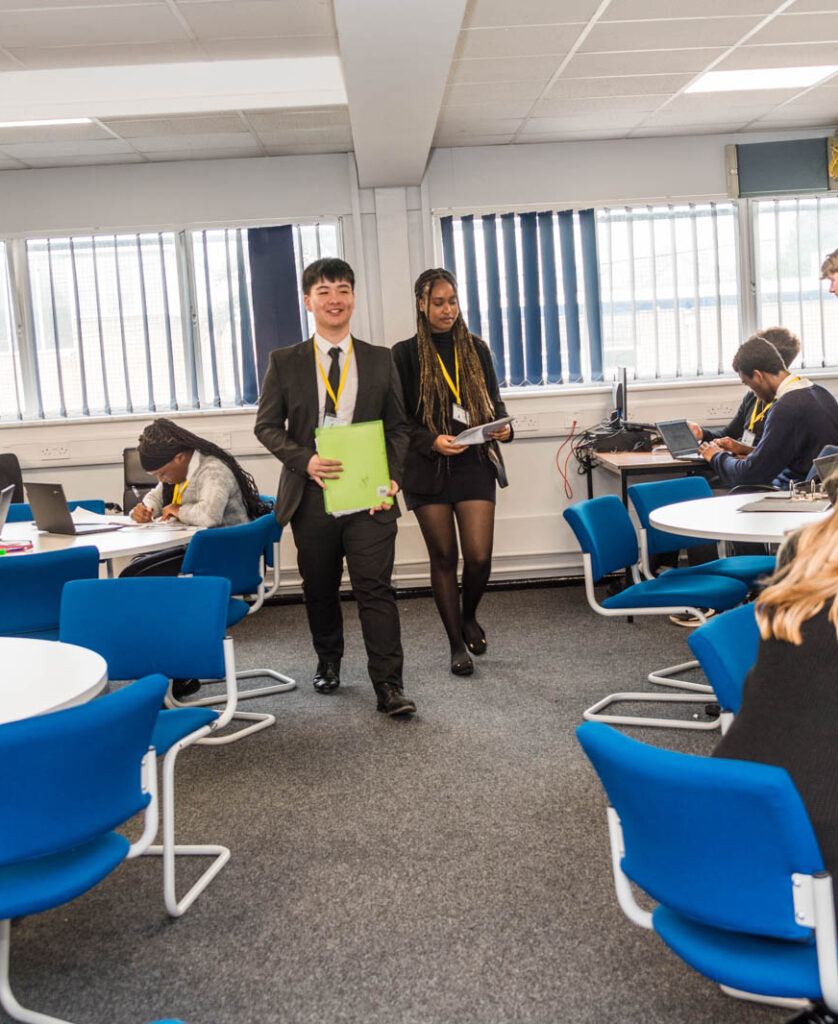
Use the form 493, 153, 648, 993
555, 420, 578, 500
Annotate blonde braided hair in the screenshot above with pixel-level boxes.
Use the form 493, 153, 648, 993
414, 268, 494, 434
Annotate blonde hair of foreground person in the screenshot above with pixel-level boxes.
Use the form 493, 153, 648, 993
757, 472, 838, 644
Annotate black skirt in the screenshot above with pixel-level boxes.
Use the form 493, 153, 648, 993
403, 446, 496, 510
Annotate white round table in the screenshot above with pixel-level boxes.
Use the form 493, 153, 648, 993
649, 492, 832, 544
0, 637, 108, 725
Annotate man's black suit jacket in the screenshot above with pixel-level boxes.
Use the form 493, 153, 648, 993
254, 337, 410, 526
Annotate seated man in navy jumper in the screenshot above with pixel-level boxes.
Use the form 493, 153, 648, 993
699, 335, 838, 488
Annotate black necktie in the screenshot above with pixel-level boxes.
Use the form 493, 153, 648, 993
324, 346, 342, 417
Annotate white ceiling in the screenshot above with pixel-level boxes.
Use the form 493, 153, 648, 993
0, 0, 836, 184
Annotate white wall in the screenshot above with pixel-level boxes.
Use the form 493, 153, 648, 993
1, 129, 833, 591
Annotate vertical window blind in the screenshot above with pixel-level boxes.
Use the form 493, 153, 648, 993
753, 195, 838, 368
439, 210, 603, 386
0, 221, 339, 422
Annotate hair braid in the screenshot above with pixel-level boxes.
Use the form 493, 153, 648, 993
414, 268, 494, 433
138, 418, 270, 520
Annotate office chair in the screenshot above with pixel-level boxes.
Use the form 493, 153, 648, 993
178, 513, 296, 735
60, 577, 237, 916
0, 453, 23, 503
259, 494, 282, 599
0, 673, 166, 1024
687, 603, 761, 734
123, 445, 158, 513
0, 546, 100, 640
563, 496, 748, 730
577, 720, 837, 1013
627, 477, 776, 586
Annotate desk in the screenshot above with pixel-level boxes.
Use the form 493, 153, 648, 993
588, 451, 712, 505
1, 520, 195, 574
649, 493, 831, 544
0, 637, 107, 724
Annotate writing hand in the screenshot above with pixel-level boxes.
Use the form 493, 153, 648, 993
307, 454, 343, 489
433, 435, 466, 456
160, 503, 181, 521
131, 502, 153, 523
698, 441, 722, 462
369, 480, 400, 515
687, 420, 703, 442
488, 425, 511, 442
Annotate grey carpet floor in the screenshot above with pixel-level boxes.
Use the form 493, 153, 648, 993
10, 586, 792, 1024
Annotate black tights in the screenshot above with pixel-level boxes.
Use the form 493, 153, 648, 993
414, 500, 495, 658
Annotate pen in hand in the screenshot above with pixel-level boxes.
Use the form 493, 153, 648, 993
130, 486, 153, 523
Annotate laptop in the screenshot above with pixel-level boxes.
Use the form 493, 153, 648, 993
0, 483, 13, 533
25, 482, 124, 536
656, 419, 705, 462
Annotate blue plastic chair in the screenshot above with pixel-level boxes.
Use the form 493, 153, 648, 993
688, 603, 761, 734
179, 513, 296, 734
259, 494, 283, 599
0, 546, 100, 640
0, 673, 166, 1024
627, 477, 776, 585
576, 720, 838, 1013
6, 498, 106, 523
60, 577, 234, 916
563, 496, 748, 730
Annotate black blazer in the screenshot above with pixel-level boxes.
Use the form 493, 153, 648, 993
392, 334, 511, 495
254, 337, 410, 526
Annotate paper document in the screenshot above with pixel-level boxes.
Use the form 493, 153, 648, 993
453, 416, 514, 446
70, 508, 138, 527
315, 420, 391, 516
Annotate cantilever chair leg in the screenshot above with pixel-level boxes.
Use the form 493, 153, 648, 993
0, 918, 73, 1024
648, 658, 713, 693
144, 732, 231, 916
719, 986, 811, 1011
180, 668, 297, 707
583, 692, 721, 731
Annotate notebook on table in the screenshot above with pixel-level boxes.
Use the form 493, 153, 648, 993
25, 483, 124, 536
655, 420, 705, 462
738, 496, 832, 513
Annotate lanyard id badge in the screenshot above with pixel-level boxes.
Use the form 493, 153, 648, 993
315, 339, 353, 426
452, 402, 470, 425
322, 414, 349, 429
437, 347, 470, 424
741, 428, 756, 447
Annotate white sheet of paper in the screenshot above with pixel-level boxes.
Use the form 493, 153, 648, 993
453, 416, 514, 446
70, 508, 137, 526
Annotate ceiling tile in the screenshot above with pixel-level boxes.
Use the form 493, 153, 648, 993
715, 41, 838, 68
546, 73, 693, 98
143, 146, 258, 161
629, 123, 752, 136
435, 115, 523, 133
455, 25, 582, 59
519, 128, 634, 141
0, 5, 188, 47
522, 112, 649, 131
199, 35, 337, 58
0, 138, 137, 159
447, 55, 559, 84
463, 0, 602, 29
262, 140, 352, 155
258, 127, 352, 147
532, 94, 669, 116
177, 0, 336, 39
564, 48, 727, 76
0, 121, 112, 143
440, 100, 534, 120
639, 108, 755, 125
6, 41, 202, 68
747, 11, 838, 43
245, 107, 349, 132
0, 0, 152, 8
580, 16, 764, 52
13, 152, 145, 167
129, 131, 260, 153
786, 1, 838, 11
434, 134, 515, 148
103, 113, 246, 138
604, 0, 778, 16
446, 80, 546, 104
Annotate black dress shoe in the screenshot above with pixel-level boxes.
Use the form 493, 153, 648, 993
172, 677, 201, 700
374, 683, 416, 716
462, 621, 487, 656
313, 662, 340, 694
450, 651, 474, 676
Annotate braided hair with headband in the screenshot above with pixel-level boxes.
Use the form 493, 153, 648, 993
414, 268, 495, 434
137, 418, 270, 520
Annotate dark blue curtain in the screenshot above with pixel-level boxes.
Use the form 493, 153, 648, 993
460, 215, 482, 338
537, 212, 562, 384
440, 216, 456, 275
247, 226, 302, 393
579, 209, 604, 382
481, 214, 505, 378
520, 213, 542, 384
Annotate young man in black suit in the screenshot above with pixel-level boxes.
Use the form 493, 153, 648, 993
254, 258, 416, 717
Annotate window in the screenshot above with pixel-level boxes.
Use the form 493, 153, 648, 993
597, 203, 741, 381
1, 221, 340, 422
753, 196, 838, 368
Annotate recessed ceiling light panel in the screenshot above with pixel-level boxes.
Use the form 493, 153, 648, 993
687, 65, 838, 93
0, 118, 93, 128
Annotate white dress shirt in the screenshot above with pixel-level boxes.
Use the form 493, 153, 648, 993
313, 332, 358, 425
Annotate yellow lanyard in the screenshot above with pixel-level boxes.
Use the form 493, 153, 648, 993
172, 481, 188, 505
314, 339, 353, 413
748, 399, 773, 431
436, 347, 460, 405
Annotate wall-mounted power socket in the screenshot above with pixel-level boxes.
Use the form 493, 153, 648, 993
514, 414, 539, 434
40, 445, 70, 460
705, 404, 737, 419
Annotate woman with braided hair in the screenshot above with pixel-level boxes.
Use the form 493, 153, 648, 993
393, 268, 513, 677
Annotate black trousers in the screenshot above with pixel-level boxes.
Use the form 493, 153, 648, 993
290, 482, 403, 689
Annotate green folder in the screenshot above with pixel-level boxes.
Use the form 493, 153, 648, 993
314, 420, 392, 515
